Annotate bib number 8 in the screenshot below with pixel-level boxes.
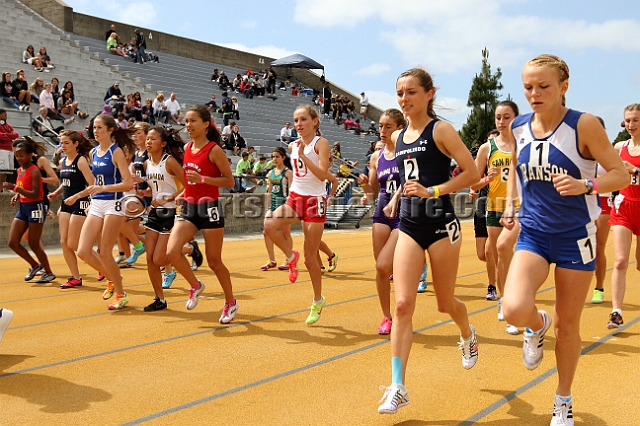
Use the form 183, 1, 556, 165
404, 158, 419, 182
96, 175, 105, 186
114, 201, 122, 212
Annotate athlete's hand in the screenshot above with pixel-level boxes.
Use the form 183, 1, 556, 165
469, 191, 478, 201
47, 192, 57, 202
500, 204, 516, 230
131, 174, 144, 183
2, 182, 14, 190
403, 181, 428, 198
486, 167, 499, 182
360, 193, 368, 205
621, 160, 636, 175
357, 173, 369, 186
551, 173, 587, 196
296, 141, 305, 160
64, 195, 76, 206
326, 197, 333, 207
151, 198, 166, 208
383, 198, 398, 218
87, 185, 104, 196
10, 194, 18, 206
185, 170, 201, 184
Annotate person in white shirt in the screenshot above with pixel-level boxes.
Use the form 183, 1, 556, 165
280, 121, 296, 142
153, 93, 171, 124
39, 83, 70, 123
360, 92, 369, 121
164, 93, 184, 125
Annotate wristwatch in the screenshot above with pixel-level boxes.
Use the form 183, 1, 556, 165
584, 179, 596, 195
427, 187, 435, 198
634, 168, 640, 176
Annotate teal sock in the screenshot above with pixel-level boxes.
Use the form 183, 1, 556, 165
391, 357, 403, 385
134, 241, 143, 250
557, 394, 572, 403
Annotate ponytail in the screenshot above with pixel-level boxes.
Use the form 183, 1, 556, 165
59, 130, 94, 159
187, 105, 222, 145
96, 114, 136, 158
12, 136, 47, 157
149, 125, 185, 165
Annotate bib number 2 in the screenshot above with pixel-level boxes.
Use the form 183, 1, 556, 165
404, 158, 419, 182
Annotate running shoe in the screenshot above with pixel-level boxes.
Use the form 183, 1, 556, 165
607, 311, 623, 329
36, 270, 44, 276
523, 310, 552, 370
459, 325, 478, 369
102, 281, 115, 300
321, 266, 326, 275
97, 272, 106, 281
125, 244, 146, 264
327, 253, 338, 272
288, 250, 300, 283
278, 261, 289, 271
161, 269, 177, 289
188, 240, 203, 271
377, 317, 392, 335
419, 264, 427, 281
305, 296, 326, 325
261, 260, 277, 271
144, 297, 167, 312
60, 277, 83, 289
35, 273, 56, 284
591, 289, 604, 304
497, 298, 505, 321
108, 293, 129, 310
378, 384, 409, 414
115, 253, 127, 264
550, 395, 574, 426
417, 275, 428, 293
24, 264, 43, 281
186, 281, 206, 310
219, 298, 238, 324
506, 324, 519, 335
486, 285, 498, 301
119, 263, 133, 269
0, 308, 13, 344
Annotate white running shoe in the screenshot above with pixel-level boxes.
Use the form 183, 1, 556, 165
497, 298, 505, 321
0, 309, 14, 343
115, 254, 127, 264
459, 325, 478, 369
219, 299, 238, 324
378, 384, 409, 414
523, 310, 552, 370
506, 324, 520, 335
550, 395, 574, 426
186, 281, 206, 310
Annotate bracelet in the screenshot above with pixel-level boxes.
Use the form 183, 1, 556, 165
200, 175, 206, 184
483, 176, 489, 184
13, 185, 18, 192
433, 185, 440, 198
590, 178, 598, 193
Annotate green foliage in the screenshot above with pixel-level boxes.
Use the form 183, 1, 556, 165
613, 128, 630, 143
459, 48, 503, 148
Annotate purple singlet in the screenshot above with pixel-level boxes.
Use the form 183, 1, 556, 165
373, 148, 401, 229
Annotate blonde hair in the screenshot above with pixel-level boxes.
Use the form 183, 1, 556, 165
294, 104, 322, 136
624, 103, 640, 113
133, 121, 151, 134
525, 54, 570, 106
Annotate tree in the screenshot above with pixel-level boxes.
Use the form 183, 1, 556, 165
459, 48, 503, 149
613, 128, 630, 143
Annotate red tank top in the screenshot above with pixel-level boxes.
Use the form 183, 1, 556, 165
17, 164, 43, 202
183, 141, 220, 204
619, 140, 640, 200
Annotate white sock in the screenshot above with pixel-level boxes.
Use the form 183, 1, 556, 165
612, 308, 622, 316
287, 252, 295, 262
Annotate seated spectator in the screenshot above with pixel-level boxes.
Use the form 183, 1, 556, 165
32, 107, 64, 141
221, 120, 235, 150
141, 98, 154, 123
38, 47, 55, 69
124, 93, 142, 121
365, 121, 378, 137
57, 90, 78, 120
104, 81, 125, 105
105, 24, 119, 43
39, 83, 71, 123
331, 141, 342, 160
116, 112, 129, 128
291, 85, 298, 97
230, 124, 246, 156
12, 70, 31, 110
253, 155, 269, 177
29, 78, 44, 104
253, 76, 265, 97
231, 96, 240, 120
235, 151, 258, 192
232, 74, 242, 93
0, 108, 18, 187
246, 146, 256, 165
107, 33, 127, 57
164, 93, 184, 125
280, 121, 297, 142
1, 72, 21, 110
205, 94, 219, 113
22, 45, 44, 71
152, 93, 171, 123
218, 71, 230, 89
240, 79, 254, 99
50, 77, 60, 107
211, 69, 220, 82
124, 37, 137, 59
221, 91, 234, 127
101, 103, 114, 117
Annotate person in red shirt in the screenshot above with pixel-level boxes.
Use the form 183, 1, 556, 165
0, 108, 19, 189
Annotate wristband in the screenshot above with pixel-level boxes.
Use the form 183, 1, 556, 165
13, 185, 18, 192
483, 176, 489, 184
200, 175, 206, 184
590, 178, 598, 194
433, 185, 440, 198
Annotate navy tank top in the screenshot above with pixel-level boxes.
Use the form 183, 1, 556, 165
60, 155, 89, 200
132, 149, 149, 191
395, 119, 455, 225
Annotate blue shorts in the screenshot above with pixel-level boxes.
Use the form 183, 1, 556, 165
15, 201, 46, 224
516, 225, 596, 271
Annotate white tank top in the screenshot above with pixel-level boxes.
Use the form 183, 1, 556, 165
595, 163, 611, 197
289, 136, 326, 196
146, 153, 179, 208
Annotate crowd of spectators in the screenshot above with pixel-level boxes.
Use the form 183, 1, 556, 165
105, 25, 158, 64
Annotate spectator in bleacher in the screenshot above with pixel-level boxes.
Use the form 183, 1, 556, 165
58, 89, 78, 120
323, 83, 331, 116
124, 94, 142, 121
220, 120, 234, 150
235, 151, 258, 192
230, 124, 247, 156
240, 79, 254, 99
253, 155, 269, 177
39, 83, 70, 123
253, 76, 265, 97
22, 45, 44, 72
116, 112, 129, 128
218, 71, 230, 89
107, 33, 128, 57
280, 121, 297, 142
134, 29, 147, 64
365, 121, 378, 137
105, 24, 117, 41
221, 91, 234, 127
38, 47, 55, 69
1, 72, 21, 110
291, 85, 299, 97
164, 93, 184, 125
29, 78, 44, 104
152, 93, 170, 123
231, 96, 240, 120
50, 77, 60, 107
331, 141, 342, 159
141, 98, 154, 123
359, 92, 369, 121
32, 107, 64, 141
346, 100, 356, 119
12, 70, 31, 110
124, 38, 137, 59
210, 69, 220, 82
205, 94, 219, 113
232, 74, 242, 93
246, 146, 257, 165
266, 66, 277, 95
104, 81, 123, 104
0, 108, 18, 188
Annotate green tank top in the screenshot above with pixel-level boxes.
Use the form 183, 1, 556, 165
269, 167, 289, 211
